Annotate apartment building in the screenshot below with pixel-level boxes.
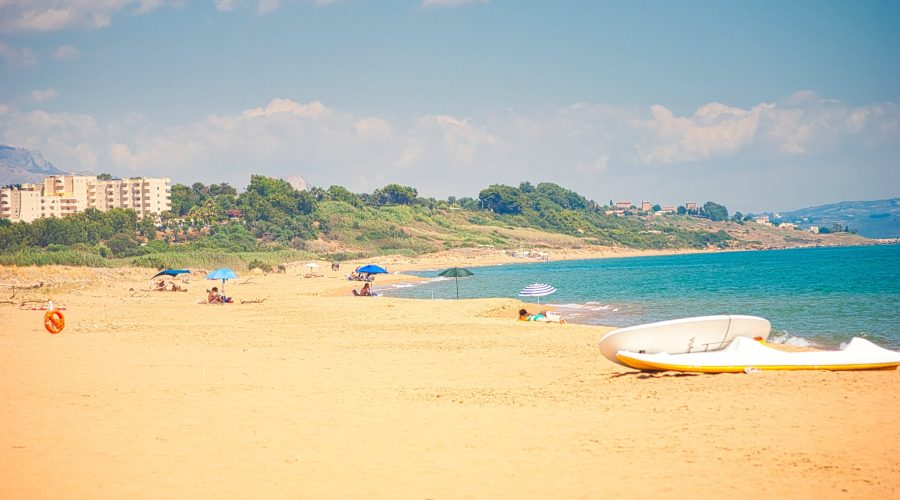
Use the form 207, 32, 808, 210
92, 177, 171, 218
0, 184, 42, 222
0, 174, 170, 222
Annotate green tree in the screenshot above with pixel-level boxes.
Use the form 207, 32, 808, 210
139, 216, 157, 240
532, 182, 588, 210
97, 173, 114, 180
35, 217, 87, 246
169, 183, 198, 216
325, 186, 362, 208
457, 197, 480, 210
479, 185, 526, 215
652, 204, 662, 212
676, 206, 687, 215
702, 201, 729, 221
372, 184, 418, 205
194, 222, 257, 252
106, 233, 139, 257
208, 182, 237, 197
235, 175, 319, 242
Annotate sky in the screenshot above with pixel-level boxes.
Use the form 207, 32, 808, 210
1, 0, 898, 213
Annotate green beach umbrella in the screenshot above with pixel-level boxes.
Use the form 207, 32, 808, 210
438, 267, 474, 299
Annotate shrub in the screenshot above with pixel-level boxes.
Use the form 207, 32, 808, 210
107, 233, 139, 257
248, 258, 273, 273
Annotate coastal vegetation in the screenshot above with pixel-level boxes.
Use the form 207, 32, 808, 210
0, 175, 858, 270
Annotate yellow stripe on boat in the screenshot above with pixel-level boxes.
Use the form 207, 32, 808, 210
616, 352, 900, 373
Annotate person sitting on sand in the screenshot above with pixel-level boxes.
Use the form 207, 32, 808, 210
353, 283, 372, 297
156, 279, 166, 291
170, 282, 183, 292
207, 287, 224, 304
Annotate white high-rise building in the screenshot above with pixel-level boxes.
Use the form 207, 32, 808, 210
0, 183, 42, 222
0, 175, 171, 222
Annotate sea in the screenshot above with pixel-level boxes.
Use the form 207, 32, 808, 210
378, 244, 900, 350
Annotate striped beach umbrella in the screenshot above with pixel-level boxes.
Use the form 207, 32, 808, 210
518, 283, 557, 306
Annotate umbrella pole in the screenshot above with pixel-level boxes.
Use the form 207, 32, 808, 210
455, 276, 459, 300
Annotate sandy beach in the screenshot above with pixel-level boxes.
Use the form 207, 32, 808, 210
1, 252, 898, 498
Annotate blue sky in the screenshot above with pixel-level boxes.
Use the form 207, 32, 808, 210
1, 0, 898, 213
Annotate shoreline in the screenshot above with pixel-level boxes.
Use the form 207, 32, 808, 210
368, 244, 899, 351
350, 241, 897, 275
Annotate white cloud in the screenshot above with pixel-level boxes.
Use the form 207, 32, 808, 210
633, 102, 770, 164
13, 8, 77, 32
630, 94, 900, 165
213, 0, 336, 14
215, 0, 238, 12
757, 93, 894, 157
30, 88, 59, 103
395, 114, 497, 171
355, 117, 393, 139
1, 94, 897, 203
0, 42, 37, 67
73, 143, 98, 168
422, 0, 489, 8
52, 45, 81, 61
136, 0, 164, 14
242, 98, 329, 118
0, 0, 168, 33
257, 0, 281, 15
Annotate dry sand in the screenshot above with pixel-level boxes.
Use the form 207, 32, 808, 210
0, 253, 898, 499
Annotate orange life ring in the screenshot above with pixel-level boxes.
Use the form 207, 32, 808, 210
44, 310, 65, 334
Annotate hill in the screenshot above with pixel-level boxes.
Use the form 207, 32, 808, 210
770, 198, 900, 239
0, 145, 64, 186
0, 175, 875, 270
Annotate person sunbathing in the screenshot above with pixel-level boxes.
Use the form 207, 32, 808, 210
353, 283, 372, 296
518, 308, 562, 323
519, 308, 544, 321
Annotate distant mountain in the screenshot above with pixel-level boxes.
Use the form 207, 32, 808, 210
0, 145, 66, 186
770, 198, 900, 239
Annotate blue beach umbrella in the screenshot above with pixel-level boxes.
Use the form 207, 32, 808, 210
356, 264, 388, 275
152, 269, 191, 279
518, 283, 557, 306
206, 268, 238, 293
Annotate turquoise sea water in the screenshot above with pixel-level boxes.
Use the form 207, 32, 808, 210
379, 245, 900, 349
